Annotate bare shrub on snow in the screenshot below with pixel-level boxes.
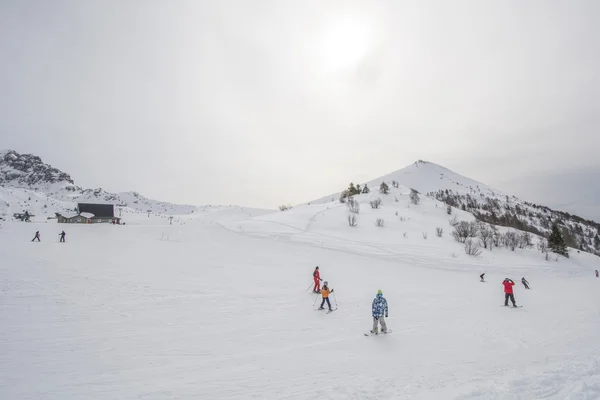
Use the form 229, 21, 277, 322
436, 227, 444, 237
422, 232, 428, 239
347, 197, 360, 214
452, 221, 478, 243
375, 218, 385, 227
347, 214, 358, 227
518, 232, 534, 249
503, 231, 519, 251
449, 215, 459, 227
370, 198, 382, 209
278, 205, 292, 211
464, 239, 482, 257
478, 223, 493, 249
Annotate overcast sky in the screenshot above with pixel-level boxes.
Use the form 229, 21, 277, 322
1, 1, 599, 219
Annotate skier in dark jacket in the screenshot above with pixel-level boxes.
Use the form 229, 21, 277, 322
371, 290, 389, 334
31, 231, 40, 242
521, 277, 530, 289
59, 231, 66, 243
596, 270, 599, 278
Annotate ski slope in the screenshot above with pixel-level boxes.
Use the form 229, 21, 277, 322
1, 202, 600, 399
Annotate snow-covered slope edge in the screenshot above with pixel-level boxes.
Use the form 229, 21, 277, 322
306, 160, 600, 257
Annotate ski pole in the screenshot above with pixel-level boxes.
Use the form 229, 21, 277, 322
305, 282, 313, 292
332, 292, 338, 307
313, 293, 320, 307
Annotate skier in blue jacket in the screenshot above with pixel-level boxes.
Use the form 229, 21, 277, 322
371, 290, 388, 334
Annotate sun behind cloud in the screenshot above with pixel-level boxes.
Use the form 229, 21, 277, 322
317, 16, 373, 73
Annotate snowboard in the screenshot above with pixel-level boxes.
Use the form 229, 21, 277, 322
364, 329, 393, 336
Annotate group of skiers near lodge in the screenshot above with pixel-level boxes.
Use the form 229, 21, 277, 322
313, 266, 600, 333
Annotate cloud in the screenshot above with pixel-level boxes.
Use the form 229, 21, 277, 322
0, 0, 598, 212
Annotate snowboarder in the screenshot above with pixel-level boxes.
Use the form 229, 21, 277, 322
318, 281, 334, 311
313, 266, 322, 293
503, 278, 518, 307
31, 231, 40, 242
371, 290, 389, 334
521, 277, 530, 289
596, 270, 599, 278
480, 273, 485, 282
59, 231, 66, 243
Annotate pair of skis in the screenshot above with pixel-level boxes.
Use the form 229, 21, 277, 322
364, 329, 393, 336
315, 307, 337, 314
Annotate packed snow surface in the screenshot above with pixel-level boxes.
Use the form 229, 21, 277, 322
1, 199, 600, 399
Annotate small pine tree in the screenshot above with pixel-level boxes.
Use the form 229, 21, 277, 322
548, 223, 569, 257
409, 189, 420, 205
362, 184, 370, 194
348, 183, 356, 195
379, 182, 389, 195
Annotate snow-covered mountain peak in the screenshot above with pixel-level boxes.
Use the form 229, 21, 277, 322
0, 149, 75, 189
369, 160, 506, 200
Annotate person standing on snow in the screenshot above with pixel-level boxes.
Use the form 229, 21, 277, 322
596, 270, 599, 278
318, 281, 334, 311
503, 278, 518, 307
59, 231, 66, 243
521, 277, 530, 289
480, 273, 485, 282
31, 231, 40, 242
371, 290, 389, 334
313, 266, 322, 293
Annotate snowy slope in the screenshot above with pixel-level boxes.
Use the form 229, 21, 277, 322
309, 160, 600, 257
1, 206, 599, 399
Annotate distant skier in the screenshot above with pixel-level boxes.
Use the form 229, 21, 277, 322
371, 290, 389, 334
31, 231, 40, 242
59, 231, 66, 243
521, 277, 530, 289
318, 281, 334, 311
313, 266, 322, 293
596, 270, 599, 278
480, 273, 485, 282
503, 278, 518, 307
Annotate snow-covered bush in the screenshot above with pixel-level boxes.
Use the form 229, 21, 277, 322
347, 197, 360, 214
452, 221, 478, 243
370, 198, 382, 209
375, 218, 385, 227
436, 227, 444, 237
465, 239, 482, 257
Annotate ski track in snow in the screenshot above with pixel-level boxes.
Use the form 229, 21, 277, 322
1, 203, 600, 399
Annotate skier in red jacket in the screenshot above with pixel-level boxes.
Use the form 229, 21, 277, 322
503, 278, 518, 307
313, 266, 322, 293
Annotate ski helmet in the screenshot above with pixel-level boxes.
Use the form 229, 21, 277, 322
377, 289, 383, 295
323, 281, 328, 286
